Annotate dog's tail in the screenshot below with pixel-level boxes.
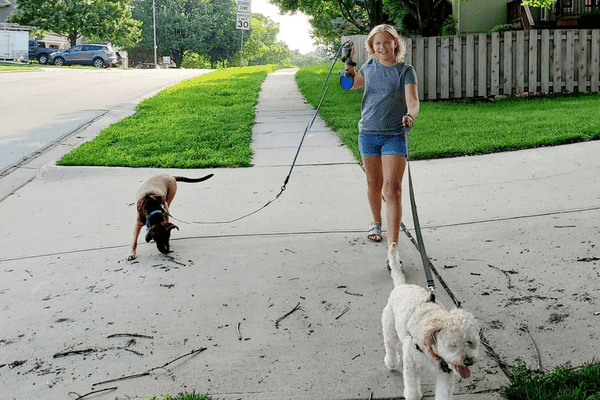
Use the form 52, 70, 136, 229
388, 242, 406, 287
174, 174, 214, 183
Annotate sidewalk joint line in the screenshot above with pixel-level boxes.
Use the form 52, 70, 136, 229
415, 206, 600, 231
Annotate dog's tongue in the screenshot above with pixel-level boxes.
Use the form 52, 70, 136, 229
455, 365, 471, 379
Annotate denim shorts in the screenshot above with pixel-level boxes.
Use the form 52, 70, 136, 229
358, 132, 408, 158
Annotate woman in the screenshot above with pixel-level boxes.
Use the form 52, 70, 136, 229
345, 24, 420, 263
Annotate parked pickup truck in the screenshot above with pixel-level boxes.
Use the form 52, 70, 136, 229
28, 40, 58, 64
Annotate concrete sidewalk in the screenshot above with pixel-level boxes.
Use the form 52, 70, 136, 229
1, 68, 599, 400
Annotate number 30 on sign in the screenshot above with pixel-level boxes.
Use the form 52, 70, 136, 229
236, 12, 250, 30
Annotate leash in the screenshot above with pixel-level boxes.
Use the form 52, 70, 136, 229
405, 144, 437, 302
168, 44, 347, 226
402, 147, 462, 308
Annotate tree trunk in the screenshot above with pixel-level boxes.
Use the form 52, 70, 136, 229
171, 50, 183, 68
401, 0, 451, 37
68, 31, 79, 47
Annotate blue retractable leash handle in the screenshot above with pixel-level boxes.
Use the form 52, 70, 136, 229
336, 41, 355, 91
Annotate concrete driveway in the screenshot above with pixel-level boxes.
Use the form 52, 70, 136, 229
0, 67, 214, 173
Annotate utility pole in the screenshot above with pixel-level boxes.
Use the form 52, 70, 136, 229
153, 0, 158, 68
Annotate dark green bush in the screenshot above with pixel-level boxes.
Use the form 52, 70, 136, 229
490, 24, 520, 33
579, 9, 600, 29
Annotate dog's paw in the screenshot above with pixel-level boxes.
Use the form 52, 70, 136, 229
126, 253, 137, 261
403, 387, 423, 400
384, 354, 399, 370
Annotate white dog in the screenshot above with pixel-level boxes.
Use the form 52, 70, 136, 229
382, 243, 480, 400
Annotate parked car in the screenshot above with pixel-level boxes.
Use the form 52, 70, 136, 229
28, 40, 58, 64
49, 44, 117, 68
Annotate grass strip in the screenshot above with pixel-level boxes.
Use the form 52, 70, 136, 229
502, 359, 600, 399
296, 63, 600, 161
0, 61, 98, 71
0, 61, 41, 71
57, 65, 279, 168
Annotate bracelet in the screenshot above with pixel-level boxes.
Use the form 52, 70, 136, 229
405, 114, 414, 122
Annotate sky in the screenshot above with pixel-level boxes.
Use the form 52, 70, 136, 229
249, 0, 317, 54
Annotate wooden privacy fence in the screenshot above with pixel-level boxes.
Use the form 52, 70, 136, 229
342, 29, 600, 100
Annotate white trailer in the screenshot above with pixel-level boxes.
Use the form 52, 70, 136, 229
0, 29, 29, 60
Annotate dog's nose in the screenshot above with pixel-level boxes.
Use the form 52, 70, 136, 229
463, 357, 475, 366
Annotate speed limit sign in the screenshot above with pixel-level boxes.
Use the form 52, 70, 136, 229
236, 12, 250, 30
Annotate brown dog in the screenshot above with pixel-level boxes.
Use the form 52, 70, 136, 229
127, 173, 213, 260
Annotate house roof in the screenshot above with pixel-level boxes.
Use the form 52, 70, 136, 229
0, 0, 16, 24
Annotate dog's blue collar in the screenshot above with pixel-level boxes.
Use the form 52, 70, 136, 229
146, 210, 163, 230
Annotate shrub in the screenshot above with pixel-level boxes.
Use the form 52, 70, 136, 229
443, 16, 459, 36
490, 24, 519, 33
579, 9, 600, 29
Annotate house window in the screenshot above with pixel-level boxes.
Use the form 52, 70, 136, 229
562, 0, 574, 14
585, 0, 600, 11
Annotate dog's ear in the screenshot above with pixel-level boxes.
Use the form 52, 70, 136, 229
416, 318, 443, 360
166, 223, 179, 232
145, 227, 154, 243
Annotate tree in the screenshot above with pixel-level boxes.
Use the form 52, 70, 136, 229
385, 0, 452, 37
200, 0, 240, 68
272, 0, 387, 34
132, 0, 209, 67
240, 14, 296, 66
521, 0, 555, 7
132, 0, 239, 68
271, 0, 453, 44
243, 14, 283, 64
9, 0, 141, 47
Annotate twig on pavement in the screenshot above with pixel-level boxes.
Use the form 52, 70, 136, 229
93, 347, 207, 387
275, 302, 301, 328
107, 333, 154, 339
69, 387, 117, 399
53, 349, 96, 358
335, 304, 350, 320
520, 325, 542, 371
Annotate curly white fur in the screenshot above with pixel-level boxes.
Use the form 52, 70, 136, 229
382, 243, 480, 400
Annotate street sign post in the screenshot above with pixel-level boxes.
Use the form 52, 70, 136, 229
236, 0, 251, 67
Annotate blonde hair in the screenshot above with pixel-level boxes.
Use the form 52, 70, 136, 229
365, 24, 406, 63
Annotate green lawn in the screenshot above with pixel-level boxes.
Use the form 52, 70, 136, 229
57, 65, 279, 168
55, 63, 599, 168
296, 63, 600, 161
0, 61, 41, 71
502, 360, 600, 400
0, 61, 100, 71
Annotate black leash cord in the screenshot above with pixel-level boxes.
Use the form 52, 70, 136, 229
169, 44, 346, 226
406, 159, 434, 287
404, 142, 438, 302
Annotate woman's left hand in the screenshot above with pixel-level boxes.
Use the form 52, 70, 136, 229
403, 114, 414, 129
